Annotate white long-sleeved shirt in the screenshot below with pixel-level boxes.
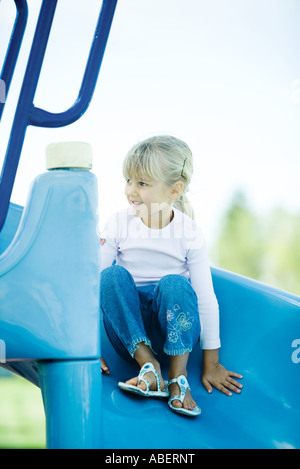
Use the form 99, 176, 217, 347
100, 207, 221, 350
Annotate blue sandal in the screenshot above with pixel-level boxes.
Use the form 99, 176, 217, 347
168, 375, 201, 416
118, 362, 169, 398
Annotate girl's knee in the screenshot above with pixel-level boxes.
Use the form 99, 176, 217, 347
154, 274, 198, 320
101, 265, 131, 285
157, 274, 192, 292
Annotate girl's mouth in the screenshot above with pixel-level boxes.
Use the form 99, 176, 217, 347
131, 200, 142, 206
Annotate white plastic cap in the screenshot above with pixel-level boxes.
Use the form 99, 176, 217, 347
46, 142, 93, 170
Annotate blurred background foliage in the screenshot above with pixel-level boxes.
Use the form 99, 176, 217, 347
0, 370, 45, 449
211, 190, 300, 296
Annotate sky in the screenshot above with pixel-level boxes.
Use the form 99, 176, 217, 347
0, 0, 300, 246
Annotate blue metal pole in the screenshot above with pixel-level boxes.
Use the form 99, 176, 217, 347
0, 0, 28, 121
38, 359, 102, 449
0, 0, 118, 232
0, 0, 58, 232
29, 0, 118, 128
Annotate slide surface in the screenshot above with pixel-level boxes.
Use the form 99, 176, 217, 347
99, 267, 300, 449
1, 202, 300, 449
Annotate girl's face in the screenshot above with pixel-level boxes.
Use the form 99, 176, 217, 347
125, 177, 174, 229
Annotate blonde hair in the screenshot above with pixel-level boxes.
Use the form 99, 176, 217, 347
122, 135, 194, 219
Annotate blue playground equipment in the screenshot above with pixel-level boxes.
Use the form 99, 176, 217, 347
0, 0, 300, 449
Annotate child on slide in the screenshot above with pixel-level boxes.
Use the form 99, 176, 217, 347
100, 135, 243, 416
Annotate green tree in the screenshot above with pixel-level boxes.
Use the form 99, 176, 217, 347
211, 191, 300, 296
212, 191, 263, 280
260, 207, 300, 295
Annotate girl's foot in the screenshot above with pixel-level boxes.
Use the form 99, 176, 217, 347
168, 374, 197, 411
168, 352, 198, 411
125, 361, 166, 392
127, 342, 166, 393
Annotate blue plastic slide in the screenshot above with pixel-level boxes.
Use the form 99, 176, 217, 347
1, 0, 299, 449
0, 169, 299, 449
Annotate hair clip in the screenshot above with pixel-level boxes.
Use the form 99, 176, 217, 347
181, 157, 187, 177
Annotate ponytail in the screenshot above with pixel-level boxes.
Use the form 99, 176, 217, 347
174, 193, 195, 220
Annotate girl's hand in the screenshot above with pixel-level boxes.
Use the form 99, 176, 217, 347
202, 362, 243, 396
201, 349, 243, 396
100, 357, 110, 375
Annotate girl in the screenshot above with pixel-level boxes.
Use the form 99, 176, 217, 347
100, 135, 242, 416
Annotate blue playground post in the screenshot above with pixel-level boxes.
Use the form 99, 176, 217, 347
38, 360, 102, 449
0, 0, 118, 449
0, 160, 103, 448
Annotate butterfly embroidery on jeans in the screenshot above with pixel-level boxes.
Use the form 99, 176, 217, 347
176, 312, 192, 332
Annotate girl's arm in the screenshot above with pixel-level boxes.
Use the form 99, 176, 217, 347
186, 228, 243, 395
100, 213, 119, 271
100, 237, 118, 271
186, 233, 221, 350
99, 214, 119, 374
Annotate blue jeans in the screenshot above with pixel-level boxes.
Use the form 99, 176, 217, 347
100, 265, 200, 361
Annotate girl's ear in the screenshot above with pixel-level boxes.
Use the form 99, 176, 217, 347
170, 181, 185, 200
